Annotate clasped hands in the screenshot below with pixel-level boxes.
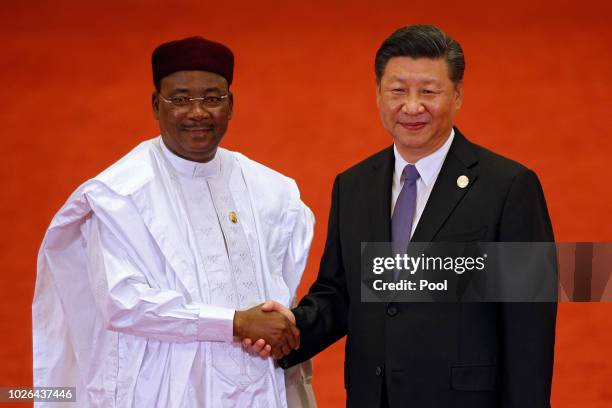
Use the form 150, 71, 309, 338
233, 301, 297, 359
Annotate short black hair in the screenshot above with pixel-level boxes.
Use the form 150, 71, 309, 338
375, 24, 465, 85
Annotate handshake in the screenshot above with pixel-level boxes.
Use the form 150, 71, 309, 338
233, 301, 298, 360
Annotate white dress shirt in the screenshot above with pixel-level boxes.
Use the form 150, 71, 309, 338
391, 129, 455, 237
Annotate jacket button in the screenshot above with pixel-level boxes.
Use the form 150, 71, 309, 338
387, 305, 398, 317
375, 366, 383, 377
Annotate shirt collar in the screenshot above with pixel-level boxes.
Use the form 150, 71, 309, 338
393, 128, 455, 187
159, 136, 221, 178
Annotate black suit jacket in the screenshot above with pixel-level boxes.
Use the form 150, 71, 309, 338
279, 129, 557, 408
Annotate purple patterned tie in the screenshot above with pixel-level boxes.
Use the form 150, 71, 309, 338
392, 164, 420, 260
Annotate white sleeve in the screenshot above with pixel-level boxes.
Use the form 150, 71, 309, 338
282, 201, 315, 302
87, 213, 235, 343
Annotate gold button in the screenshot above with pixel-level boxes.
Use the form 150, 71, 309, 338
457, 175, 469, 189
229, 211, 238, 223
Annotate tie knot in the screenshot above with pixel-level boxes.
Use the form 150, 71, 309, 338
402, 164, 420, 182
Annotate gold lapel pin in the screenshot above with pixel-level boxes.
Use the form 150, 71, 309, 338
229, 211, 238, 224
457, 175, 469, 189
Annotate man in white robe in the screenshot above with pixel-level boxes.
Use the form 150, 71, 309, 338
33, 36, 316, 408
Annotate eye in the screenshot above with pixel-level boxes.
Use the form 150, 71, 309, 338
390, 88, 406, 95
170, 96, 190, 106
204, 96, 223, 104
422, 89, 437, 95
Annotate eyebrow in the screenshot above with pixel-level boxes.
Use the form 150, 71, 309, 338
387, 75, 440, 85
169, 86, 225, 94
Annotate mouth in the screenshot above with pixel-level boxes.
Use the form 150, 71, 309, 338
399, 122, 428, 131
180, 126, 214, 137
182, 127, 213, 132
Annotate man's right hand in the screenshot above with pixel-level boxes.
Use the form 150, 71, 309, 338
233, 303, 299, 359
241, 301, 297, 359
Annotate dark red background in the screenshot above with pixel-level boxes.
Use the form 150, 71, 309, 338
1, 1, 611, 406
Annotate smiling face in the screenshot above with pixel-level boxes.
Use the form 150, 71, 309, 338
376, 56, 463, 163
152, 70, 233, 163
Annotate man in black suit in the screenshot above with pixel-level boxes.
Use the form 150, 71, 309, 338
249, 24, 556, 407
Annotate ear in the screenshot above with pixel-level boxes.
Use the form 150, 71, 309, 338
375, 82, 382, 109
454, 82, 464, 110
227, 91, 234, 120
152, 92, 160, 120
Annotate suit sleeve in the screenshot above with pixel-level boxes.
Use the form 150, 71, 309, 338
279, 175, 349, 368
498, 169, 557, 408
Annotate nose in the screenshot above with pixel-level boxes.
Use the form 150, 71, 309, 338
186, 100, 212, 120
400, 94, 425, 115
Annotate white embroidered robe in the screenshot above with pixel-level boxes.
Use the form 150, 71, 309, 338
33, 137, 314, 407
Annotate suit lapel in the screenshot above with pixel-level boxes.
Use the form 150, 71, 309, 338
411, 129, 479, 242
361, 148, 395, 290
367, 147, 394, 242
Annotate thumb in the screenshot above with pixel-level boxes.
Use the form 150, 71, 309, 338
261, 301, 295, 324
261, 300, 279, 312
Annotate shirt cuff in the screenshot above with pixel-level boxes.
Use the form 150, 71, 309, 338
196, 305, 236, 342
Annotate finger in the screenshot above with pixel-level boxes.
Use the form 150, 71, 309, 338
285, 326, 298, 351
273, 342, 291, 360
290, 324, 300, 349
285, 309, 296, 324
243, 339, 256, 356
280, 340, 292, 358
272, 347, 283, 360
275, 333, 292, 359
259, 344, 272, 358
251, 339, 266, 354
283, 319, 299, 350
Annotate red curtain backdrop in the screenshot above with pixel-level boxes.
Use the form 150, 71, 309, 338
1, 1, 610, 406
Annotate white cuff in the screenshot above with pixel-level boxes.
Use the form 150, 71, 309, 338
196, 305, 236, 342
